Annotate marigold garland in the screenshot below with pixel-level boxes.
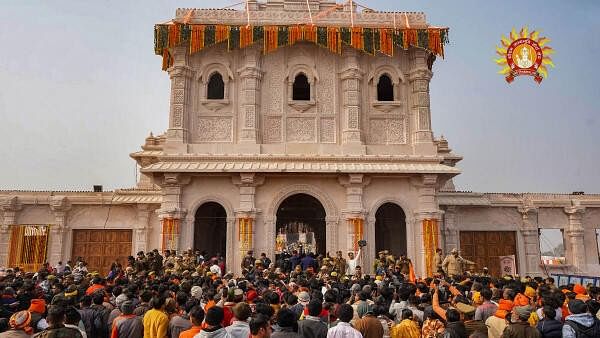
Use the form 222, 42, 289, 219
155, 23, 449, 70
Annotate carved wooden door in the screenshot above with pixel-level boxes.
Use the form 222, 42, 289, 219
71, 229, 132, 275
460, 231, 517, 277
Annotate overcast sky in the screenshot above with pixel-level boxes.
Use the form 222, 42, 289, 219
0, 0, 598, 193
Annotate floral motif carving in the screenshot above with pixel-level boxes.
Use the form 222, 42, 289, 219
347, 107, 359, 129
388, 118, 407, 143
264, 53, 284, 115
287, 117, 315, 142
172, 104, 184, 127
264, 117, 282, 143
418, 92, 429, 106
245, 106, 255, 128
197, 117, 232, 142
369, 119, 387, 144
419, 107, 430, 130
320, 118, 336, 143
172, 89, 185, 104
413, 79, 429, 92
369, 117, 407, 144
317, 51, 335, 115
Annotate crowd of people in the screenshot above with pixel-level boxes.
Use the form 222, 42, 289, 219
0, 247, 599, 338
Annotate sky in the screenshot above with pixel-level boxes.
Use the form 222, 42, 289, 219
0, 0, 599, 193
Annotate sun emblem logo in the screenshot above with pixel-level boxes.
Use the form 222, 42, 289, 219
495, 27, 555, 83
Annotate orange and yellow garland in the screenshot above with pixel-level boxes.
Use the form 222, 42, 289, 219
8, 225, 49, 272
422, 219, 440, 277
350, 218, 364, 252
161, 218, 180, 252
239, 217, 253, 257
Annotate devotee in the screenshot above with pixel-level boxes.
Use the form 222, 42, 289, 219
326, 304, 361, 338
143, 296, 169, 338
110, 300, 142, 338
0, 310, 32, 338
33, 305, 83, 338
249, 314, 272, 338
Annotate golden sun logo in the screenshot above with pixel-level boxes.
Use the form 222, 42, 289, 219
495, 27, 555, 83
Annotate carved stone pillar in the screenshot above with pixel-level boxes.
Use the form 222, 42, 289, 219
0, 197, 22, 267
325, 216, 339, 257
340, 49, 365, 153
238, 47, 263, 147
264, 216, 276, 266
564, 200, 586, 271
442, 206, 459, 253
412, 174, 442, 277
157, 173, 190, 253
166, 46, 194, 151
226, 216, 236, 274
232, 173, 264, 275
408, 50, 434, 146
518, 200, 540, 276
49, 197, 71, 265
134, 204, 152, 255
339, 174, 370, 253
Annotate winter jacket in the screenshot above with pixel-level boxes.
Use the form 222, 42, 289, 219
224, 321, 250, 338
111, 314, 143, 338
271, 327, 302, 338
193, 326, 231, 338
500, 321, 540, 338
562, 313, 600, 338
536, 318, 562, 338
298, 316, 328, 338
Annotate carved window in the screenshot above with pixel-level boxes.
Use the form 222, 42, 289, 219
377, 74, 394, 101
292, 73, 310, 101
207, 72, 225, 100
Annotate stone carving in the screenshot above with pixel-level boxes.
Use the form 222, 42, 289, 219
264, 117, 282, 143
245, 106, 256, 128
317, 51, 335, 115
388, 118, 406, 143
368, 117, 406, 144
413, 79, 428, 92
264, 53, 284, 115
419, 107, 430, 130
175, 8, 427, 28
369, 119, 387, 144
173, 77, 185, 89
197, 117, 232, 142
172, 89, 185, 104
347, 107, 359, 129
418, 92, 429, 107
172, 104, 184, 127
287, 117, 315, 142
320, 118, 336, 143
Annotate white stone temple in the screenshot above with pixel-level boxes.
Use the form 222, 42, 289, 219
1, 1, 599, 279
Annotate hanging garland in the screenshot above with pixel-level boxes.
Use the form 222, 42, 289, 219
154, 23, 449, 70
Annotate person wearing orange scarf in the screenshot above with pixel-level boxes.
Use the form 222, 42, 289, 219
573, 284, 590, 301
485, 289, 515, 338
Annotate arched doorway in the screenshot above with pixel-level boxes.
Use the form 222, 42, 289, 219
276, 193, 326, 255
194, 202, 227, 259
375, 203, 407, 256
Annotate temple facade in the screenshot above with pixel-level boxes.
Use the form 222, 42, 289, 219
1, 1, 599, 278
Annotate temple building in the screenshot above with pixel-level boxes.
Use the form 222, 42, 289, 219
1, 1, 599, 279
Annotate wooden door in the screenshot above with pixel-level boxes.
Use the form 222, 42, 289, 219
72, 229, 132, 275
460, 231, 517, 277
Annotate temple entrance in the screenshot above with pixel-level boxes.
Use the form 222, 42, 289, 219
194, 202, 227, 259
276, 193, 326, 255
375, 203, 407, 256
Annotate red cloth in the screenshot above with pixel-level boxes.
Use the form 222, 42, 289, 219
28, 299, 46, 314
86, 284, 104, 296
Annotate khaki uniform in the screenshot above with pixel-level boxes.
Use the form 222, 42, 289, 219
442, 254, 474, 276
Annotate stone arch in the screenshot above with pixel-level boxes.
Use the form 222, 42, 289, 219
185, 195, 235, 267
265, 184, 339, 258
197, 63, 234, 101
367, 64, 405, 85
267, 184, 338, 220
365, 197, 413, 273
188, 195, 235, 220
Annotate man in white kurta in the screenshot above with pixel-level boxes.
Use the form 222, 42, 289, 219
327, 304, 363, 338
